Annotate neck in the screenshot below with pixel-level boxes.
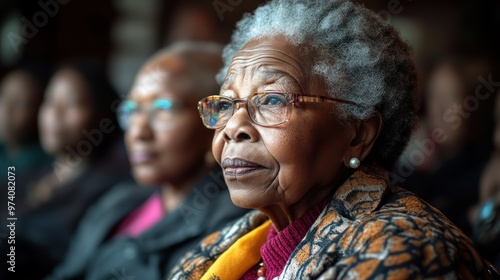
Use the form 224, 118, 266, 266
5, 140, 25, 156
160, 164, 212, 213
260, 168, 352, 231
53, 152, 89, 183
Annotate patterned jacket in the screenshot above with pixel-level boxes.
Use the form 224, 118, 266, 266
168, 165, 493, 279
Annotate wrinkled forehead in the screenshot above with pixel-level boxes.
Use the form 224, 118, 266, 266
223, 36, 316, 92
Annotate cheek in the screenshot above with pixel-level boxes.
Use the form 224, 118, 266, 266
264, 127, 314, 189
38, 106, 60, 153
162, 128, 195, 152
212, 130, 224, 165
64, 109, 94, 141
159, 121, 210, 164
39, 106, 55, 136
267, 116, 348, 201
124, 129, 134, 153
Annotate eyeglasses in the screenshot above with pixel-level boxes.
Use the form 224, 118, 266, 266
117, 99, 181, 131
197, 92, 358, 129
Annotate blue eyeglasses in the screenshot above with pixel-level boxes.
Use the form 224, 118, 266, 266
117, 99, 181, 131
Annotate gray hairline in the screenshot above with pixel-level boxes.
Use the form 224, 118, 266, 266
216, 33, 375, 122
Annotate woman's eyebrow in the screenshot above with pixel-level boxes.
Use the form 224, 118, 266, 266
221, 68, 302, 94
257, 69, 301, 88
257, 68, 288, 79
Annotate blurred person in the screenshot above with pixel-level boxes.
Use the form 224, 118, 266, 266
0, 62, 53, 280
48, 41, 248, 280
472, 90, 500, 267
0, 69, 43, 156
0, 62, 52, 204
14, 60, 132, 279
398, 57, 494, 236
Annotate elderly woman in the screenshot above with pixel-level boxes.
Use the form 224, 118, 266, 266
168, 0, 497, 279
48, 42, 248, 280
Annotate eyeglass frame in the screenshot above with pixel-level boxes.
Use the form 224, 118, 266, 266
117, 98, 185, 131
197, 91, 360, 129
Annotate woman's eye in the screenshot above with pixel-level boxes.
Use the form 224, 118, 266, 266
121, 101, 138, 114
218, 101, 232, 112
153, 99, 174, 111
259, 94, 285, 106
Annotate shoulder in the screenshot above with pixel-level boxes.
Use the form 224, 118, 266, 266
321, 187, 485, 278
192, 210, 266, 256
49, 183, 152, 279
70, 182, 152, 237
168, 210, 267, 280
88, 182, 152, 212
74, 182, 153, 234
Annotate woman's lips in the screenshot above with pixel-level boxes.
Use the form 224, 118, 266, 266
222, 158, 263, 177
130, 151, 158, 164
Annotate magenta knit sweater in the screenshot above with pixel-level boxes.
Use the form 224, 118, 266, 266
240, 199, 329, 280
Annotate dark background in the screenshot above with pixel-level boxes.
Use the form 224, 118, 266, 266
1, 0, 499, 97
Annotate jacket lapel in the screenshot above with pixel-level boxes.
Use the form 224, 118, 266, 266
279, 165, 390, 279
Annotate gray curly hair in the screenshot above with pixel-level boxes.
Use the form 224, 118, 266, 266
217, 0, 418, 169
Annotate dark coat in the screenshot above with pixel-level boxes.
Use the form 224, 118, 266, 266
48, 166, 248, 280
6, 140, 133, 280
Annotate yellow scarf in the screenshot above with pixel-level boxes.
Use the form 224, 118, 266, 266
200, 219, 272, 280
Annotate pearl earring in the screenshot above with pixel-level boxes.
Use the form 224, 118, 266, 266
349, 157, 360, 169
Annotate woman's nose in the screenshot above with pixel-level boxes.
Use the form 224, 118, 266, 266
127, 112, 154, 141
222, 105, 259, 143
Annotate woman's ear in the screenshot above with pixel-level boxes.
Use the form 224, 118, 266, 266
343, 112, 383, 167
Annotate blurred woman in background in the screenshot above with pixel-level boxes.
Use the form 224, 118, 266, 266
0, 60, 52, 207
15, 60, 132, 279
49, 41, 248, 280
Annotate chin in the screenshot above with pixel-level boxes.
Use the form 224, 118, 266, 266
136, 178, 162, 187
133, 170, 163, 187
228, 188, 263, 210
41, 142, 60, 155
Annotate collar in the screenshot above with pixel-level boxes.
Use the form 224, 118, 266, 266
277, 164, 391, 280
330, 164, 390, 220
